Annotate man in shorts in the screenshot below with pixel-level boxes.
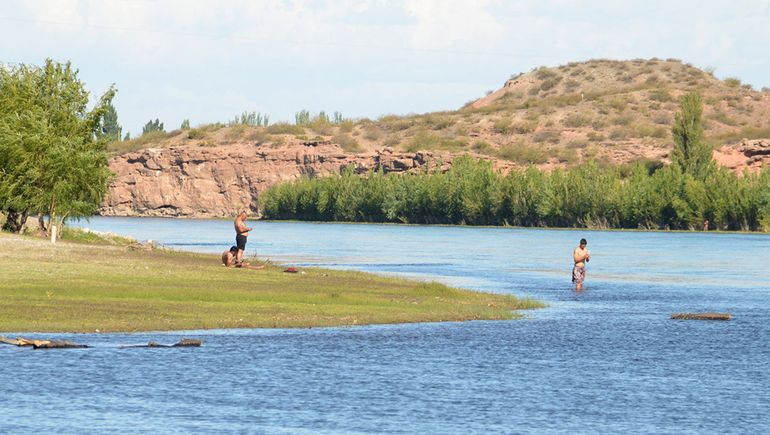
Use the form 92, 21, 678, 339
234, 210, 252, 265
572, 238, 590, 291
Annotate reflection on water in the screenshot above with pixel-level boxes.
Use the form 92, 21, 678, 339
1, 217, 767, 433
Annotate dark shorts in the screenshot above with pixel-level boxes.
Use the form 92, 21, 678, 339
236, 234, 247, 251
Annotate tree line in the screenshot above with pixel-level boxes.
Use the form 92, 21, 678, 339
261, 93, 770, 231
0, 59, 115, 235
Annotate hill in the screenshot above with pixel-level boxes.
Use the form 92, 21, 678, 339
111, 58, 770, 171
103, 58, 770, 217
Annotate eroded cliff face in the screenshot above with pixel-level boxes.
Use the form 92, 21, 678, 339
713, 139, 770, 173
101, 142, 463, 217
102, 139, 769, 218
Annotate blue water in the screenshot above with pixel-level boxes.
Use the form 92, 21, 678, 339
3, 217, 769, 434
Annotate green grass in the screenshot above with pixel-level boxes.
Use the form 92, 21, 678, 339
0, 232, 542, 332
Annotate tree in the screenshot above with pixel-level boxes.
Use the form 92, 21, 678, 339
0, 59, 115, 236
180, 119, 190, 130
100, 102, 122, 141
142, 118, 164, 134
123, 132, 131, 141
671, 92, 714, 180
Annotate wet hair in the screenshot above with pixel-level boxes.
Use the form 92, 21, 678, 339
229, 245, 238, 252
580, 238, 587, 245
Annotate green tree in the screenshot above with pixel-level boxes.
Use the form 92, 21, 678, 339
0, 59, 115, 235
142, 118, 164, 134
180, 119, 190, 130
100, 102, 122, 141
671, 92, 714, 180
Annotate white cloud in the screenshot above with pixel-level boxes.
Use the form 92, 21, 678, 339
3, 0, 770, 134
404, 0, 503, 51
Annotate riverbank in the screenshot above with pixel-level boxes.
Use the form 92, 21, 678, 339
0, 232, 542, 333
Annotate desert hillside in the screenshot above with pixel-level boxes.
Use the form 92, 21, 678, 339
105, 58, 770, 216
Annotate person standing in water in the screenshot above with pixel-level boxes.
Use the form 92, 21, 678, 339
234, 210, 253, 265
572, 238, 590, 291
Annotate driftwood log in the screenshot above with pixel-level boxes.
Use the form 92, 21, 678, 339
671, 313, 731, 321
1, 336, 201, 349
119, 338, 203, 348
0, 336, 88, 349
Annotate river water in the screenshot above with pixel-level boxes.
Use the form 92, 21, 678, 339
3, 217, 769, 434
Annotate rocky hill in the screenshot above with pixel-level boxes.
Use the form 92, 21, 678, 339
104, 58, 770, 217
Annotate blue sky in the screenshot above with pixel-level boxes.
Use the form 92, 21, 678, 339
2, 0, 769, 136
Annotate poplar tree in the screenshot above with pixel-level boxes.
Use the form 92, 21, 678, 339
671, 92, 714, 180
100, 102, 122, 141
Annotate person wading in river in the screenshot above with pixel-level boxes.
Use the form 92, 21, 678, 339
572, 238, 590, 291
234, 210, 253, 265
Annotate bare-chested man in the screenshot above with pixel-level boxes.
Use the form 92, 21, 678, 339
234, 210, 252, 265
572, 238, 590, 291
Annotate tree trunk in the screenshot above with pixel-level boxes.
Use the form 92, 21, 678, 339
1, 209, 28, 233
37, 213, 47, 233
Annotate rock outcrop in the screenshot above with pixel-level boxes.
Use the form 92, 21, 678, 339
101, 142, 467, 217
713, 139, 770, 173
102, 137, 768, 218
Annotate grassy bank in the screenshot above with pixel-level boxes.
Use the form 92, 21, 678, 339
0, 232, 542, 333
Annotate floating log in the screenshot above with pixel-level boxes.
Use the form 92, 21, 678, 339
33, 340, 89, 349
120, 338, 203, 348
671, 313, 731, 321
0, 336, 28, 346
0, 336, 88, 348
1, 335, 200, 349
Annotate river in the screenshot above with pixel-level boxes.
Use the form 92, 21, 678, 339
3, 217, 769, 434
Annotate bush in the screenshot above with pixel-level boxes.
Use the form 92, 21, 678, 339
423, 114, 453, 130
472, 141, 492, 154
564, 79, 580, 91
612, 115, 633, 126
563, 113, 591, 128
587, 132, 605, 142
535, 67, 558, 80
608, 127, 630, 140
648, 88, 673, 102
405, 130, 441, 151
363, 126, 382, 141
493, 117, 512, 134
225, 124, 247, 141
540, 77, 562, 91
497, 142, 548, 164
724, 77, 741, 88
532, 130, 561, 144
266, 123, 305, 135
333, 133, 362, 153
608, 98, 628, 111
187, 128, 206, 140
512, 121, 537, 134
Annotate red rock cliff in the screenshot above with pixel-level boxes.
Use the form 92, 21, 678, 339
101, 142, 462, 217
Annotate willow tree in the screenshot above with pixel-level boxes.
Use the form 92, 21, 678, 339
0, 59, 115, 235
671, 92, 715, 180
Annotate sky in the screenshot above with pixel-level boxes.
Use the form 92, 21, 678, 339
2, 0, 770, 136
